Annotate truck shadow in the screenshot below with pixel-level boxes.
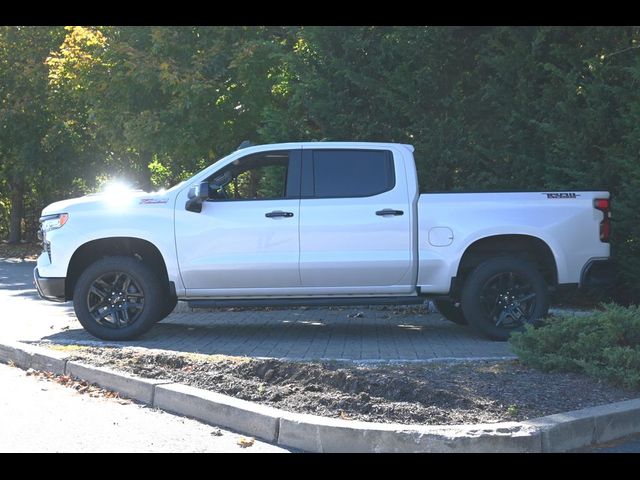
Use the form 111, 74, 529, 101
38, 307, 514, 361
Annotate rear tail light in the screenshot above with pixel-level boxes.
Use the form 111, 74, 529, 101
594, 198, 611, 243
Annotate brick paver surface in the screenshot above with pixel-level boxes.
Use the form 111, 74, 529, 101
1, 259, 514, 361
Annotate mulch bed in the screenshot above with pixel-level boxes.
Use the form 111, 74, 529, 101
62, 346, 637, 425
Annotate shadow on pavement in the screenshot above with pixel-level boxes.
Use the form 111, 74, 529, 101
0, 260, 36, 291
37, 311, 506, 361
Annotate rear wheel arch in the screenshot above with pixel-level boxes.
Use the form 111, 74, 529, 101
452, 234, 558, 298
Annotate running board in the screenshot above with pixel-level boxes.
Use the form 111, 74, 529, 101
187, 296, 428, 309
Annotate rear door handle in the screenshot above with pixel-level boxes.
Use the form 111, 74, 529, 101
265, 210, 294, 218
376, 209, 404, 216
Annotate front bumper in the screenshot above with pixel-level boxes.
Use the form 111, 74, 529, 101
580, 258, 615, 289
34, 267, 66, 302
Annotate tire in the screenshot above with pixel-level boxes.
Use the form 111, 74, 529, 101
434, 299, 467, 325
461, 256, 549, 341
73, 256, 165, 340
156, 295, 178, 322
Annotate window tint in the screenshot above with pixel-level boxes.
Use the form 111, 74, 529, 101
312, 149, 395, 198
207, 152, 289, 200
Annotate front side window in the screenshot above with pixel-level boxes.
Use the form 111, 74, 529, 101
312, 149, 395, 198
207, 151, 290, 200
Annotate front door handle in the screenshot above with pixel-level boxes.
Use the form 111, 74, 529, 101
265, 210, 294, 218
376, 209, 404, 216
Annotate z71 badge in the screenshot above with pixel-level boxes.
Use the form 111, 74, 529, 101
545, 192, 580, 199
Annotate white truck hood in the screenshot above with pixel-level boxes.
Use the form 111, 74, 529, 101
41, 190, 172, 217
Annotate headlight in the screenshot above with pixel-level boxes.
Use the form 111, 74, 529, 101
40, 213, 69, 233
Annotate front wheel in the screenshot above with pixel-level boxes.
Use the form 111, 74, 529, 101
461, 257, 549, 341
73, 256, 164, 340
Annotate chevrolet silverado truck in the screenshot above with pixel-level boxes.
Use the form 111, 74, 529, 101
34, 142, 613, 341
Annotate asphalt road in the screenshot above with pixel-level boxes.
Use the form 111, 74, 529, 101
573, 433, 640, 453
0, 362, 290, 453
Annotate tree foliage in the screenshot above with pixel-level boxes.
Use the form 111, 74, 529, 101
1, 26, 639, 301
0, 26, 76, 241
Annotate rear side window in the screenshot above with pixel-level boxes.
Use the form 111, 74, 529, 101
312, 149, 395, 198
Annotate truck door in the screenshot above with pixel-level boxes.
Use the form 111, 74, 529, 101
299, 148, 414, 293
175, 149, 301, 292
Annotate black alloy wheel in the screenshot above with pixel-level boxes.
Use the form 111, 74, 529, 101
73, 256, 163, 340
478, 271, 537, 329
86, 271, 145, 329
461, 256, 549, 341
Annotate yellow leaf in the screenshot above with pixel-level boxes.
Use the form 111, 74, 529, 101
237, 437, 255, 448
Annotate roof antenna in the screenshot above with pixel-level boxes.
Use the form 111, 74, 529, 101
237, 140, 253, 150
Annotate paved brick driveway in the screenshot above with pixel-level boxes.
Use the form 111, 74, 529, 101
1, 259, 514, 362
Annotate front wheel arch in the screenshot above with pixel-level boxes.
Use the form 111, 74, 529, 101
66, 237, 171, 302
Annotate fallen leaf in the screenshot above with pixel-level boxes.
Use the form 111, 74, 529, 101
237, 437, 255, 448
339, 411, 352, 420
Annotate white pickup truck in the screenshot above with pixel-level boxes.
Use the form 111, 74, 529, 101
35, 142, 613, 341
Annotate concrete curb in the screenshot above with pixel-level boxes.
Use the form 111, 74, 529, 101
523, 398, 640, 452
65, 361, 172, 404
0, 341, 67, 375
276, 413, 540, 452
155, 383, 282, 443
1, 340, 639, 452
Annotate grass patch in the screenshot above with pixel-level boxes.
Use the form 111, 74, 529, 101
42, 344, 92, 353
509, 303, 640, 390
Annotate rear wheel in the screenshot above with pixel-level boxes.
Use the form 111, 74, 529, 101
73, 256, 164, 340
434, 299, 467, 325
461, 256, 549, 341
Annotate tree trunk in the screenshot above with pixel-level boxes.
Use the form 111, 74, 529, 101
8, 176, 24, 244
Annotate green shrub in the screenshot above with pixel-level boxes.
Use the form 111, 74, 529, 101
509, 304, 640, 390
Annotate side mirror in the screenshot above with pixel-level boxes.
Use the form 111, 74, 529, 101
185, 181, 209, 213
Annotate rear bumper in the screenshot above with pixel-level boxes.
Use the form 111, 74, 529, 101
580, 258, 615, 289
34, 267, 66, 302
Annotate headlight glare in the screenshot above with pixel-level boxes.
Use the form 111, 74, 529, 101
40, 213, 69, 232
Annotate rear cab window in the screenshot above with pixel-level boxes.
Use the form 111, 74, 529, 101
305, 149, 395, 198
